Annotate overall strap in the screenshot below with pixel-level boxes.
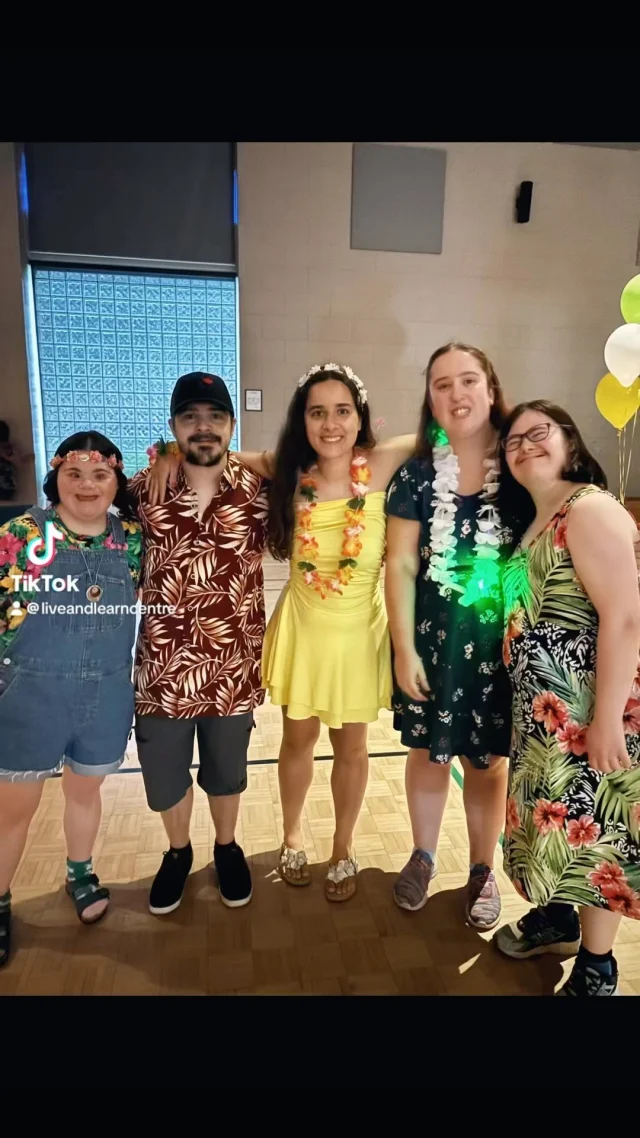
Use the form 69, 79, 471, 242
25, 505, 50, 539
108, 511, 126, 546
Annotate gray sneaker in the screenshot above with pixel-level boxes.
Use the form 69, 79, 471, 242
466, 864, 501, 931
393, 849, 437, 912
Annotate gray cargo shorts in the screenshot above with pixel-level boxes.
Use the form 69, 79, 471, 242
134, 712, 254, 812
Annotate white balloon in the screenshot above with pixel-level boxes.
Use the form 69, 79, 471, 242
604, 323, 640, 387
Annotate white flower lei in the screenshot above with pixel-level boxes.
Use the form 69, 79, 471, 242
427, 443, 501, 596
297, 362, 368, 406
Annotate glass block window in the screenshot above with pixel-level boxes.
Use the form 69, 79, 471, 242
32, 267, 240, 477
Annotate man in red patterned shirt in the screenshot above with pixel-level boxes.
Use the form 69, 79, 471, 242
130, 372, 268, 916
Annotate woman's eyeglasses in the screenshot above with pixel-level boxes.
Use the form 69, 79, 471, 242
502, 422, 555, 453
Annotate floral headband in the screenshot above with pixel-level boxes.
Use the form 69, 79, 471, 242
50, 449, 123, 470
297, 363, 368, 406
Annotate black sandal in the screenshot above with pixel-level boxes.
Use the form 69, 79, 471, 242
0, 906, 11, 968
65, 874, 110, 925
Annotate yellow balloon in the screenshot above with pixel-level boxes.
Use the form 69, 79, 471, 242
595, 373, 640, 431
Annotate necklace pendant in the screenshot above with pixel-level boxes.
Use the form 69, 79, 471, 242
86, 584, 103, 602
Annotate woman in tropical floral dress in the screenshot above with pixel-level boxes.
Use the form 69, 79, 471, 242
494, 400, 640, 997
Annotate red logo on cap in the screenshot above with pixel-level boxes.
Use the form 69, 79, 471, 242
202, 376, 213, 384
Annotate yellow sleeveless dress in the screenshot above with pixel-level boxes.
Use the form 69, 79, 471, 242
261, 491, 392, 728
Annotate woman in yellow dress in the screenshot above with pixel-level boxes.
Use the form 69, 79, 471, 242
146, 363, 416, 902
262, 364, 416, 900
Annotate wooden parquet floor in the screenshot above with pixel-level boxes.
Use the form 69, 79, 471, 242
3, 761, 640, 997
2, 558, 639, 996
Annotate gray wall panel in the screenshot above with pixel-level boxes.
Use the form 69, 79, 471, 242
350, 143, 446, 255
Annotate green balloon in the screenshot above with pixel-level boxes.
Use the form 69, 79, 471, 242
621, 274, 640, 324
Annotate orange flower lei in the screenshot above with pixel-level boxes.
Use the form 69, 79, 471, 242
295, 453, 371, 598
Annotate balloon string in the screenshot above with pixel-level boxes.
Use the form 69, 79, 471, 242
624, 408, 638, 499
618, 428, 624, 503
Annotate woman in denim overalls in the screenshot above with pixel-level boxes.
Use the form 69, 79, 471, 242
0, 432, 142, 968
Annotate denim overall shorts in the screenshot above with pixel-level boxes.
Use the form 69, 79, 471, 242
0, 506, 137, 781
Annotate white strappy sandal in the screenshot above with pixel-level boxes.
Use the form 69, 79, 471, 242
277, 843, 311, 887
324, 853, 359, 902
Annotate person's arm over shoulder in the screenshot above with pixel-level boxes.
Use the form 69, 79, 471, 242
371, 434, 418, 487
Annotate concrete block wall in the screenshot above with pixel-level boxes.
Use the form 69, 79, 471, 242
237, 141, 640, 494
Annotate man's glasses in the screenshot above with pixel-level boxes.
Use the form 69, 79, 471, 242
502, 422, 555, 453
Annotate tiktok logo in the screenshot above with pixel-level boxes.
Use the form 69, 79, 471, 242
26, 520, 64, 567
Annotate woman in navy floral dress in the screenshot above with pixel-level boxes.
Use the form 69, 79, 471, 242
387, 464, 513, 764
385, 343, 515, 927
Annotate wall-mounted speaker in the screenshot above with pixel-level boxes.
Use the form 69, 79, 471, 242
515, 180, 533, 224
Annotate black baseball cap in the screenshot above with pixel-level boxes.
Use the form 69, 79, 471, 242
170, 372, 235, 418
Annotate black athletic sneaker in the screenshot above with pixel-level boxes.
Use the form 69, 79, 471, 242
493, 905, 581, 959
149, 844, 193, 915
557, 956, 619, 996
214, 840, 252, 908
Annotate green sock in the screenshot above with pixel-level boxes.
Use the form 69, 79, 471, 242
66, 857, 93, 883
0, 891, 10, 911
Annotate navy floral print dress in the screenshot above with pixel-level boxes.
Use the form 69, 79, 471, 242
386, 457, 514, 769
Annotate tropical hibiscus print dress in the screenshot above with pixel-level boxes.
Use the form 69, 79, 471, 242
502, 486, 640, 920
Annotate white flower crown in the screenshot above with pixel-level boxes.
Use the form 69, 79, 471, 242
297, 362, 368, 406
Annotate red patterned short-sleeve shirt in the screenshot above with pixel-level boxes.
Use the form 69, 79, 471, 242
129, 455, 269, 719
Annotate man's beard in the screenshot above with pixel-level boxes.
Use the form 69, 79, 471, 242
181, 436, 228, 467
